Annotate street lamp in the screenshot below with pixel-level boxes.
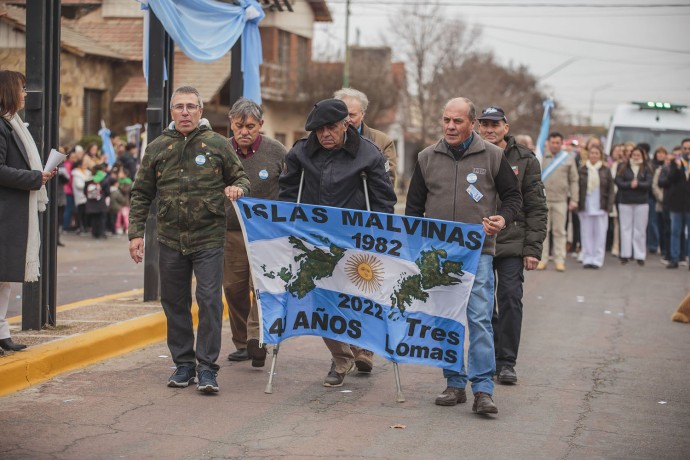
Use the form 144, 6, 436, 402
589, 83, 613, 125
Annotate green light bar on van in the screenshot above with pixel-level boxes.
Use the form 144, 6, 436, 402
632, 101, 687, 111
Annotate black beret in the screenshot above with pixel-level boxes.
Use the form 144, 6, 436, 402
305, 98, 349, 131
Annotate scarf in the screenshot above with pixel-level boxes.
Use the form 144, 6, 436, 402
8, 113, 48, 282
585, 160, 602, 195
630, 158, 643, 178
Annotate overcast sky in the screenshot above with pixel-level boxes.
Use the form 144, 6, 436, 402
313, 0, 690, 127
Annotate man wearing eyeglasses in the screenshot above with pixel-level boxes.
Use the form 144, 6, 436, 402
129, 86, 250, 394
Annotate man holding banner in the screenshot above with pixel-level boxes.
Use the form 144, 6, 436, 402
537, 132, 579, 272
405, 97, 522, 415
279, 98, 396, 387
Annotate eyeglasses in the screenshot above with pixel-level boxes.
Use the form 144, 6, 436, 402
171, 104, 200, 113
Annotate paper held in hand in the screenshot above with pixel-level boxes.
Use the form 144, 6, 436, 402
43, 148, 67, 172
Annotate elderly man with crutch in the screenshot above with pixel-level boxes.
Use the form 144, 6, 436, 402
277, 98, 397, 387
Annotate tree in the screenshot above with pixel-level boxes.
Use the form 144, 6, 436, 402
431, 52, 551, 136
387, 2, 481, 146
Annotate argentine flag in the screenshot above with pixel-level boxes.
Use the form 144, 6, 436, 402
233, 198, 485, 372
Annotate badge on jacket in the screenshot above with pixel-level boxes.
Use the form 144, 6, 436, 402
195, 154, 206, 166
467, 184, 483, 202
512, 165, 519, 175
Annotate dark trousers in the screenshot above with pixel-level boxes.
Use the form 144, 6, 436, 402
89, 212, 106, 238
492, 256, 525, 368
159, 244, 224, 373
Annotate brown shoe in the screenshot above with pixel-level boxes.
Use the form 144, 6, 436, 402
536, 262, 547, 270
247, 339, 267, 368
434, 387, 467, 406
555, 262, 566, 272
354, 349, 374, 374
472, 392, 498, 414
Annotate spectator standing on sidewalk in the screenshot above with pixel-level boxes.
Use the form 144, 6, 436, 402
537, 132, 579, 272
578, 145, 615, 269
129, 86, 250, 393
405, 97, 522, 415
477, 106, 547, 385
664, 139, 690, 269
615, 146, 652, 266
224, 98, 286, 368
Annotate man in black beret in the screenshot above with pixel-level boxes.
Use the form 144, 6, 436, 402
279, 98, 397, 387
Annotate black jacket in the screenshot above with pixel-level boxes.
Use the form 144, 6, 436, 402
664, 159, 690, 213
495, 136, 547, 260
279, 126, 396, 213
0, 117, 43, 282
615, 163, 653, 205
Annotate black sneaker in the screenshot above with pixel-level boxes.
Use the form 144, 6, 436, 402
497, 365, 517, 384
667, 262, 679, 269
434, 386, 467, 406
167, 366, 196, 388
197, 369, 219, 393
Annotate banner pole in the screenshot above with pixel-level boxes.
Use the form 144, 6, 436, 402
360, 172, 405, 403
265, 169, 305, 394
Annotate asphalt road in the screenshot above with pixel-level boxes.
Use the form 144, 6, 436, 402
7, 232, 143, 317
1, 250, 688, 459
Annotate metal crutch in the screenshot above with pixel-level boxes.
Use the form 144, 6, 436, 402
265, 169, 305, 394
360, 172, 405, 403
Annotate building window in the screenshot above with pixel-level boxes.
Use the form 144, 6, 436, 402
278, 30, 289, 66
83, 89, 104, 136
274, 132, 287, 146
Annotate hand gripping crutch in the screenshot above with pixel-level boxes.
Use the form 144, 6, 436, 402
360, 172, 405, 403
265, 170, 305, 394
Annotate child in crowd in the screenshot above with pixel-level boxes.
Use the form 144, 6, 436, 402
84, 168, 110, 239
110, 176, 132, 236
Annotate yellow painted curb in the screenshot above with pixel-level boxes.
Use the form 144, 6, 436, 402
5, 289, 145, 324
0, 301, 230, 397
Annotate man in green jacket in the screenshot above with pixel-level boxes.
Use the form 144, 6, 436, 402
129, 86, 250, 393
478, 106, 547, 384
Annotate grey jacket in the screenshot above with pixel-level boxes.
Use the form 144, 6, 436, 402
405, 134, 522, 255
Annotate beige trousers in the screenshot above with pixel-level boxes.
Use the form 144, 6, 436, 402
541, 201, 568, 265
223, 231, 260, 349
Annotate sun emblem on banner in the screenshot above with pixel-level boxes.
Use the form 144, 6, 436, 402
345, 253, 384, 293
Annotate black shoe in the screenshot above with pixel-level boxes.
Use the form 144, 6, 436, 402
227, 348, 249, 361
620, 258, 629, 265
637, 260, 645, 266
0, 348, 4, 356
583, 264, 592, 269
167, 366, 196, 388
434, 386, 467, 406
197, 369, 219, 393
247, 339, 267, 368
667, 262, 679, 269
497, 365, 517, 384
0, 338, 27, 351
472, 392, 498, 414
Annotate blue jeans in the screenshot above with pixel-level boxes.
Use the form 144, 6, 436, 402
444, 254, 495, 395
670, 212, 690, 263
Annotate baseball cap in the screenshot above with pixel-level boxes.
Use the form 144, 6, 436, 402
478, 106, 508, 122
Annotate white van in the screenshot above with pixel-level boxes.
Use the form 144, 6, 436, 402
605, 101, 690, 155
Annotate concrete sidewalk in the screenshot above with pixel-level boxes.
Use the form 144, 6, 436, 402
0, 290, 175, 396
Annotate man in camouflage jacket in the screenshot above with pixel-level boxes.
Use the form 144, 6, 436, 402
129, 86, 250, 393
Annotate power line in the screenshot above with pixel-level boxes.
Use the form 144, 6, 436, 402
477, 23, 690, 55
329, 1, 690, 7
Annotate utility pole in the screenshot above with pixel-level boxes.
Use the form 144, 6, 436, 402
342, 0, 350, 88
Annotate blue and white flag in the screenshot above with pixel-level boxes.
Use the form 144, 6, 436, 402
98, 126, 116, 168
233, 198, 486, 373
535, 99, 555, 165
